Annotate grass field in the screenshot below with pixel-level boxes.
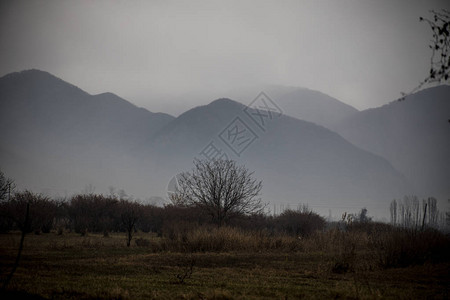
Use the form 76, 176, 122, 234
0, 231, 449, 299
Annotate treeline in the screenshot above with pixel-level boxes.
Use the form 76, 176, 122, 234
390, 196, 443, 230
0, 191, 327, 238
2, 190, 450, 271
2, 171, 450, 278
2, 191, 449, 237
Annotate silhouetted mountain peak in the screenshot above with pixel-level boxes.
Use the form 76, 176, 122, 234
1, 69, 55, 80
1, 69, 82, 90
95, 92, 119, 98
0, 69, 88, 102
0, 69, 175, 156
208, 98, 243, 107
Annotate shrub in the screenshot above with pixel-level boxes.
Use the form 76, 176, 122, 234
1, 191, 59, 233
275, 209, 326, 237
370, 228, 450, 268
67, 194, 119, 234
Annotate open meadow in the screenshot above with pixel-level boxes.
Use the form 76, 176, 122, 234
1, 228, 449, 299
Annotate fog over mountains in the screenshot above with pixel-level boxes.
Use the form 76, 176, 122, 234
0, 70, 174, 197
334, 86, 450, 201
223, 85, 359, 129
1, 70, 448, 218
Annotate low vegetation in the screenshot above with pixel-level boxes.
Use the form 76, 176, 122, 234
1, 196, 449, 299
0, 226, 449, 299
1, 170, 449, 299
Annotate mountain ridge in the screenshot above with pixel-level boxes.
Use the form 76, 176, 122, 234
334, 85, 450, 200
3, 69, 447, 217
137, 94, 410, 217
0, 69, 175, 195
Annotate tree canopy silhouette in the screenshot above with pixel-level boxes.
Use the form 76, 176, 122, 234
402, 9, 449, 99
421, 9, 450, 84
171, 159, 263, 227
0, 170, 15, 202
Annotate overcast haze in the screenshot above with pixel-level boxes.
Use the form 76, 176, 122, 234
1, 0, 449, 115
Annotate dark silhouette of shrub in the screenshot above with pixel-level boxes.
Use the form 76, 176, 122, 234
275, 209, 326, 237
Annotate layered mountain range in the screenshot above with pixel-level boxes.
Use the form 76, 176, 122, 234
1, 70, 448, 218
333, 86, 450, 201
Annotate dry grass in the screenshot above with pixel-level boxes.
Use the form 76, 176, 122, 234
163, 226, 301, 252
128, 226, 303, 253
0, 228, 449, 299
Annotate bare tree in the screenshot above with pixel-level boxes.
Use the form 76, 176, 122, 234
68, 194, 118, 234
390, 196, 440, 230
421, 9, 450, 84
390, 199, 397, 226
0, 170, 15, 202
401, 9, 449, 100
1, 191, 34, 290
446, 199, 450, 229
173, 159, 263, 227
425, 197, 438, 228
119, 200, 141, 247
355, 208, 371, 223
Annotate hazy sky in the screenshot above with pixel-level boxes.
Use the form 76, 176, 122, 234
1, 0, 449, 115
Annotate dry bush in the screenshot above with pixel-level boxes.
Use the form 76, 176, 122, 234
67, 194, 119, 234
159, 205, 210, 237
174, 255, 196, 284
138, 205, 164, 233
228, 213, 274, 232
302, 229, 367, 252
300, 229, 373, 273
369, 228, 450, 268
347, 221, 393, 235
147, 226, 301, 252
182, 227, 286, 252
275, 209, 326, 237
330, 230, 368, 273
184, 226, 251, 252
161, 220, 200, 243
1, 191, 60, 234
311, 224, 450, 271
305, 223, 450, 272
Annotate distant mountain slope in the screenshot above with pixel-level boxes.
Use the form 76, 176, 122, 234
274, 87, 359, 128
0, 70, 174, 151
334, 85, 450, 200
141, 98, 409, 217
224, 85, 359, 129
0, 70, 414, 217
0, 70, 174, 193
